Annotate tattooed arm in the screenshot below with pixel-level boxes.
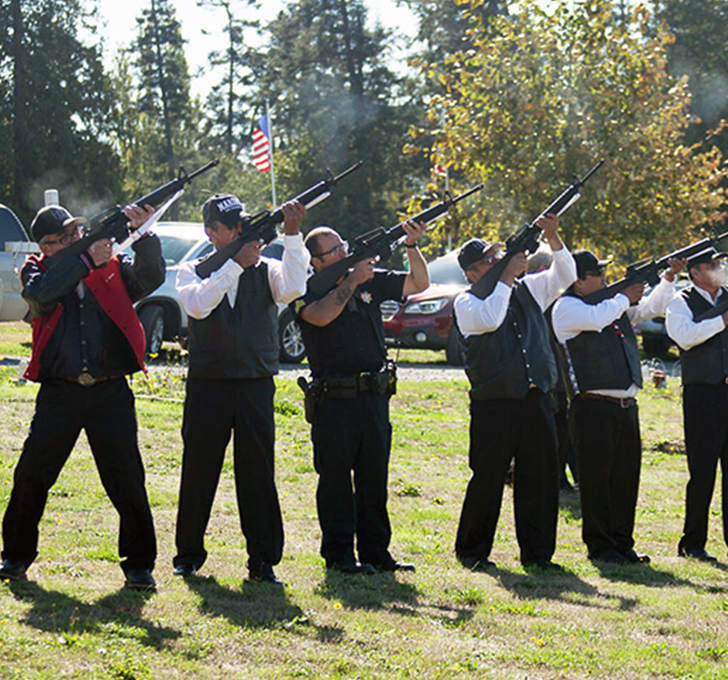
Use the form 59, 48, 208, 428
299, 259, 376, 327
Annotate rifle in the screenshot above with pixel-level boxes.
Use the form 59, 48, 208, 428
44, 159, 220, 268
195, 161, 363, 279
306, 183, 484, 298
470, 160, 604, 300
581, 232, 728, 305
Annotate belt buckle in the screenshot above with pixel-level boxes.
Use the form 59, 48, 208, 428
77, 370, 97, 387
619, 397, 631, 409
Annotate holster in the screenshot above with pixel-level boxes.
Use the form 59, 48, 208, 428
297, 376, 322, 424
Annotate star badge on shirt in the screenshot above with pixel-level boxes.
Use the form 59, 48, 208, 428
360, 291, 373, 304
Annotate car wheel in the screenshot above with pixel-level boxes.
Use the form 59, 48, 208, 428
279, 308, 306, 363
445, 324, 465, 366
139, 304, 165, 357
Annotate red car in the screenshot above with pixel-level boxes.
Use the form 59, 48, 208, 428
382, 250, 467, 365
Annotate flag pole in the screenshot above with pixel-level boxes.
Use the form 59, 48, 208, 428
266, 100, 277, 210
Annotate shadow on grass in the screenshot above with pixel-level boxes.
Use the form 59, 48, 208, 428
492, 567, 640, 612
7, 579, 180, 649
182, 573, 345, 642
314, 570, 422, 610
592, 560, 721, 589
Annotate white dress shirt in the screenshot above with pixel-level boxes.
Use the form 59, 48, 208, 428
665, 285, 726, 351
552, 275, 678, 397
454, 248, 577, 338
176, 233, 310, 320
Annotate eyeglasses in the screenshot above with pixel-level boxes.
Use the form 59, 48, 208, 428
468, 251, 500, 271
41, 226, 83, 247
315, 241, 348, 258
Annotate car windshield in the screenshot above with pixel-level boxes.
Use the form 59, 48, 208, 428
159, 235, 205, 266
428, 253, 467, 286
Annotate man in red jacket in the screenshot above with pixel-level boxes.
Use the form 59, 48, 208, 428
0, 203, 164, 590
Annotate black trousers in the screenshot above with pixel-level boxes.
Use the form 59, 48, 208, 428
1, 379, 156, 573
554, 390, 578, 486
680, 383, 728, 552
174, 377, 283, 572
569, 397, 641, 557
311, 391, 393, 567
455, 390, 559, 565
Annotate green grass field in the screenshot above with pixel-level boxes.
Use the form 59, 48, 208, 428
1, 323, 727, 679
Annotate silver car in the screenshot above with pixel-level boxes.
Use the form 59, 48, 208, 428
0, 204, 38, 322
135, 222, 306, 362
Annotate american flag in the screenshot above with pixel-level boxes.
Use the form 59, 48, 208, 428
252, 114, 271, 172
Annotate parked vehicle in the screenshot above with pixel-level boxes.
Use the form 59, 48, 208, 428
382, 250, 468, 365
0, 204, 38, 322
132, 223, 306, 362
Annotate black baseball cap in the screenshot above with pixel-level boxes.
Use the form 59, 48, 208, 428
202, 194, 247, 229
458, 239, 495, 271
573, 250, 612, 278
30, 205, 85, 243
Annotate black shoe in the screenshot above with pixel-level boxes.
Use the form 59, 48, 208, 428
375, 560, 416, 573
622, 549, 651, 564
328, 561, 376, 575
523, 559, 564, 572
173, 563, 197, 577
124, 568, 156, 591
0, 559, 27, 581
589, 549, 627, 564
678, 546, 717, 562
459, 556, 496, 572
248, 562, 283, 585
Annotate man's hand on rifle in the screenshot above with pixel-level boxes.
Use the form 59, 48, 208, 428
500, 252, 528, 287
281, 200, 306, 235
234, 240, 264, 270
124, 204, 155, 232
622, 282, 645, 305
664, 257, 688, 283
88, 239, 113, 268
348, 258, 377, 286
402, 219, 427, 246
536, 213, 562, 251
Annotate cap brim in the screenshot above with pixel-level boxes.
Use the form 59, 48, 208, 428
62, 216, 86, 229
596, 258, 612, 268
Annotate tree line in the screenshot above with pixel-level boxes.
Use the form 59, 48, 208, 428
1, 0, 726, 267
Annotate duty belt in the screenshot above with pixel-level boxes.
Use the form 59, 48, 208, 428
313, 364, 397, 399
577, 392, 637, 409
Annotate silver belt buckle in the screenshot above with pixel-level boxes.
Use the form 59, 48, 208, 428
77, 370, 97, 387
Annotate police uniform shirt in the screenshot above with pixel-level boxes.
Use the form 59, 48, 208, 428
296, 269, 406, 377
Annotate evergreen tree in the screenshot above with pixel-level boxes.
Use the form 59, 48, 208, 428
199, 0, 261, 156
653, 0, 728, 154
253, 0, 428, 240
131, 0, 195, 177
0, 0, 120, 225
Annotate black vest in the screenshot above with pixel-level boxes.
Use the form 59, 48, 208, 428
461, 281, 556, 400
561, 294, 641, 395
679, 286, 728, 385
188, 262, 279, 379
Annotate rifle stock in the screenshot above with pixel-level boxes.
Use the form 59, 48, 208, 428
195, 161, 363, 279
306, 183, 484, 298
44, 159, 220, 269
581, 231, 728, 305
470, 161, 604, 300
